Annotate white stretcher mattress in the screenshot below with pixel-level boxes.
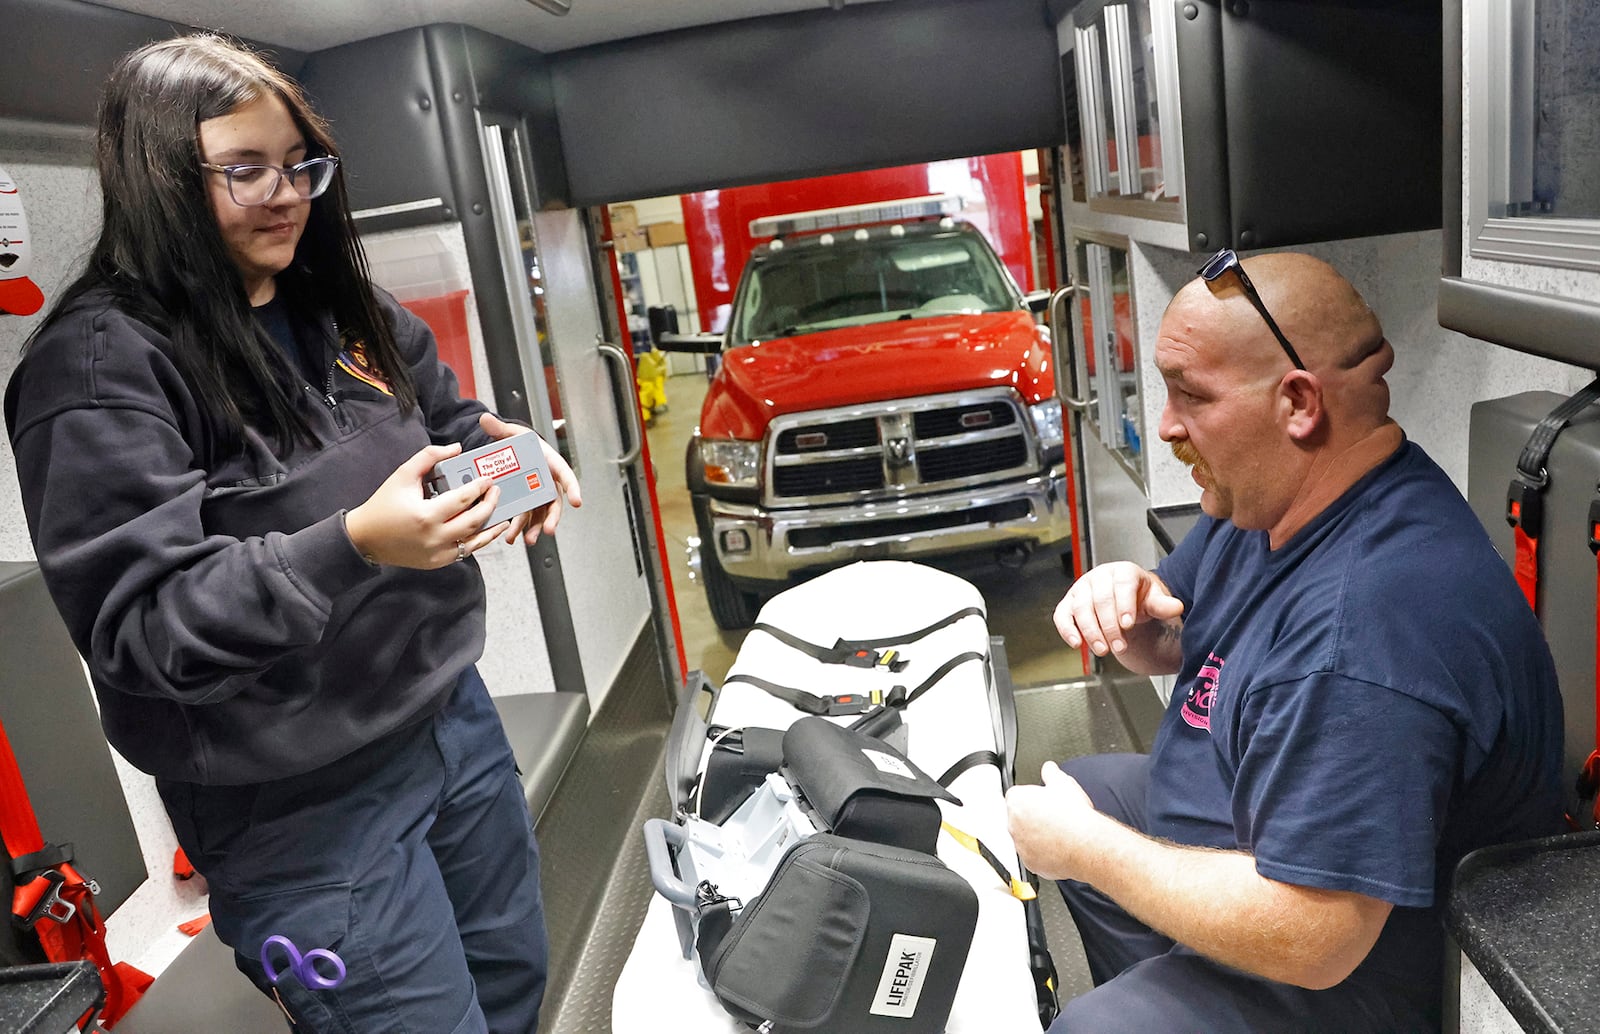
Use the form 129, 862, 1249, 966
613, 561, 1045, 1033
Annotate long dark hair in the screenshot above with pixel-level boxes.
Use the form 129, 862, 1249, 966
35, 33, 417, 449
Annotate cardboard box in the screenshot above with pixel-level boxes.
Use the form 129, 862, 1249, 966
614, 227, 649, 254
610, 203, 639, 234
646, 221, 688, 248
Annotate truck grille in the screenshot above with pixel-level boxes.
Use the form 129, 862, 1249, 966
774, 457, 883, 496
916, 436, 1030, 482
766, 389, 1036, 506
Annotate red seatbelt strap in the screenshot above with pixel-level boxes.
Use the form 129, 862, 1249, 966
0, 718, 151, 1027
1506, 481, 1542, 611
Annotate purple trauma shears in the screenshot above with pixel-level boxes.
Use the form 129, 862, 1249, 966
261, 933, 347, 991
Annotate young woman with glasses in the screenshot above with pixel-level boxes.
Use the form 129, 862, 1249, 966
5, 33, 578, 1033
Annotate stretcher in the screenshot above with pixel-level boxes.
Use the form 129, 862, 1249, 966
614, 560, 1050, 1033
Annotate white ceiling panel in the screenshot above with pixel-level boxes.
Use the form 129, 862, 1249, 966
77, 0, 891, 53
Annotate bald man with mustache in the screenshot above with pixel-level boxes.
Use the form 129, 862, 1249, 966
1007, 253, 1563, 1033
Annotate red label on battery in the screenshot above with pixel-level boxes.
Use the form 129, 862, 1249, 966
526, 471, 543, 491
473, 444, 522, 480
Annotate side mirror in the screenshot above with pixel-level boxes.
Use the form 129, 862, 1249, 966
647, 304, 678, 348
658, 332, 724, 354
1024, 289, 1051, 315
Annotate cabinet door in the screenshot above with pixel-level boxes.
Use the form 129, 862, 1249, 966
1078, 240, 1144, 468
1060, 0, 1440, 251
1066, 235, 1156, 581
1071, 1, 1184, 212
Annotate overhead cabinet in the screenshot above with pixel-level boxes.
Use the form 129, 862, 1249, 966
1058, 0, 1443, 250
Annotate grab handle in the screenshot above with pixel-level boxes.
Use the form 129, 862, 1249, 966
642, 818, 696, 907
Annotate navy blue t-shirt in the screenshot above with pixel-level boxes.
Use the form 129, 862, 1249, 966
1150, 439, 1563, 996
254, 295, 324, 386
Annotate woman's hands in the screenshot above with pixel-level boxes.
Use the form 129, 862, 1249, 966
477, 413, 582, 546
344, 416, 583, 569
345, 443, 509, 569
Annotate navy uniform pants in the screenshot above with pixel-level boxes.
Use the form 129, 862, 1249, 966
161, 667, 548, 1033
1048, 753, 1435, 1034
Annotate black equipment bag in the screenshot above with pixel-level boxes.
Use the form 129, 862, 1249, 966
699, 833, 977, 1033
780, 717, 958, 855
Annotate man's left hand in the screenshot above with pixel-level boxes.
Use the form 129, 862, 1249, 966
478, 412, 583, 545
1006, 762, 1099, 882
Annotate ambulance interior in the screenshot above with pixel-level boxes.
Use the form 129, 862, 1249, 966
3, 0, 1600, 1031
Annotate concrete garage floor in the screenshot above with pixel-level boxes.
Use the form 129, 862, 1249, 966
642, 369, 1090, 689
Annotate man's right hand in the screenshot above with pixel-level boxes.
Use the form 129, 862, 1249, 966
1054, 562, 1185, 672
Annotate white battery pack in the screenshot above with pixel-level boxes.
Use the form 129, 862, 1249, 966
427, 431, 559, 530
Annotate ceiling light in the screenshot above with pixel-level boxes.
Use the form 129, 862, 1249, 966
526, 0, 571, 13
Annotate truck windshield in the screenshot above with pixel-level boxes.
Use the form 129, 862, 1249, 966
730, 229, 1019, 345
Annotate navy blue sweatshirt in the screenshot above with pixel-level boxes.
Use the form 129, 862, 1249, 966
5, 287, 495, 785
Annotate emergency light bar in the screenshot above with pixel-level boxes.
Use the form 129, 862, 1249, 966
749, 194, 964, 239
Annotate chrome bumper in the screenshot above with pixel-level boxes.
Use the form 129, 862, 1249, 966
701, 467, 1073, 585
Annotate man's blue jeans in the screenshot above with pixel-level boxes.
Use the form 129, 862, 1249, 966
1047, 752, 1436, 1034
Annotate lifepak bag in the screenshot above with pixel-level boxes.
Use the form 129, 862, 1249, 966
648, 718, 978, 1032
697, 833, 977, 1033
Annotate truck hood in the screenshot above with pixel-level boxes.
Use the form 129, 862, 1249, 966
699, 311, 1053, 441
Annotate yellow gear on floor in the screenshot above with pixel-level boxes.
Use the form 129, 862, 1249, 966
636, 348, 668, 418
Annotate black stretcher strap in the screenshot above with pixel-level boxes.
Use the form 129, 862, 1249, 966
902, 652, 986, 706
937, 750, 1001, 788
723, 651, 986, 717
719, 673, 832, 715
749, 606, 985, 671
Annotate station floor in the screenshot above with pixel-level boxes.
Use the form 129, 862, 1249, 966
535, 370, 1164, 1032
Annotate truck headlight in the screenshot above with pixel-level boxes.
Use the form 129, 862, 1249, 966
701, 438, 762, 488
1029, 398, 1065, 453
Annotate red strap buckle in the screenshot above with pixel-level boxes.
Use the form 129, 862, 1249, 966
1507, 479, 1544, 537
15, 869, 76, 928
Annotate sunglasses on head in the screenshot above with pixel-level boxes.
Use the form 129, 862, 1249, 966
1196, 249, 1306, 371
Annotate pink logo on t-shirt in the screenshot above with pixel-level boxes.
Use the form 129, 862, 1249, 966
1181, 653, 1223, 730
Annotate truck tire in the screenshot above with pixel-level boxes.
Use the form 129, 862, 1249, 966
701, 547, 762, 630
